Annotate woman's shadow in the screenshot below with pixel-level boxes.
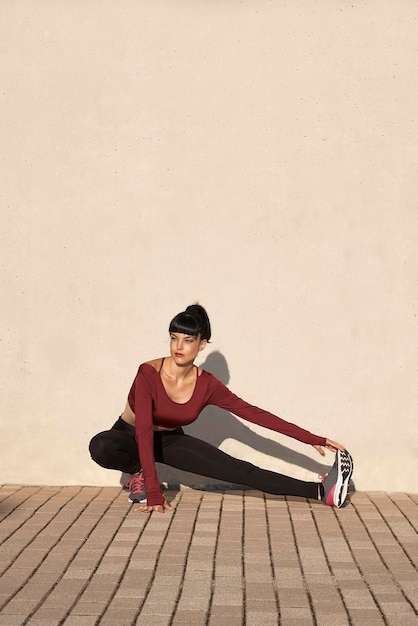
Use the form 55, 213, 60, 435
154, 351, 331, 490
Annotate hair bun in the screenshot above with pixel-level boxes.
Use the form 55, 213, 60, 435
169, 303, 212, 341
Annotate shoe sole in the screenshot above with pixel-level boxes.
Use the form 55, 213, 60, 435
128, 496, 147, 504
324, 450, 353, 508
333, 450, 353, 507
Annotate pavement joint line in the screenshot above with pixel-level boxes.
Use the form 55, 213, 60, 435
203, 490, 224, 625
307, 497, 351, 621
161, 490, 205, 624
286, 497, 319, 626
261, 494, 281, 620
333, 498, 390, 624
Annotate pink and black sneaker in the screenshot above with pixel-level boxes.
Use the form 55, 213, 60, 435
124, 471, 147, 504
321, 450, 353, 508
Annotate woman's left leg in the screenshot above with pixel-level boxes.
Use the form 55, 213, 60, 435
156, 429, 319, 500
89, 417, 140, 475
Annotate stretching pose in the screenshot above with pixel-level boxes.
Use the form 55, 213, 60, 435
89, 304, 353, 514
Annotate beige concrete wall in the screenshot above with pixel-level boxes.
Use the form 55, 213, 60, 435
1, 0, 417, 492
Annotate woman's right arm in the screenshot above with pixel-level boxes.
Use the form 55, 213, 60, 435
134, 365, 166, 508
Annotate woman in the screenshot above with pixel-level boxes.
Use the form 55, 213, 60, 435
89, 304, 353, 514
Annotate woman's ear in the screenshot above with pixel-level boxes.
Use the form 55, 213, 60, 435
199, 339, 208, 351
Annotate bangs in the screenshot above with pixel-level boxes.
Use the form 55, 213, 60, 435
169, 312, 200, 337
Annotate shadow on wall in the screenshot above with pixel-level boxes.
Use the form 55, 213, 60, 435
121, 350, 330, 489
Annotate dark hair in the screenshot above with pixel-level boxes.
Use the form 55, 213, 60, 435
169, 304, 212, 341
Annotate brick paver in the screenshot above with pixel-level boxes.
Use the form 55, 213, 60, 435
0, 486, 417, 625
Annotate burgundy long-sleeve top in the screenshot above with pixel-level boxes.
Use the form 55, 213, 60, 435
128, 363, 326, 506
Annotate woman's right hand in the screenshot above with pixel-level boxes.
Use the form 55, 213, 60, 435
135, 499, 174, 514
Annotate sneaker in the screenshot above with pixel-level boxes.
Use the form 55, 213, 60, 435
322, 450, 353, 508
124, 471, 146, 504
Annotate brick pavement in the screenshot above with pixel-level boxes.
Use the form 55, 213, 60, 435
0, 486, 417, 625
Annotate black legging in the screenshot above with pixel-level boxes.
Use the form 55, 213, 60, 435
89, 417, 319, 500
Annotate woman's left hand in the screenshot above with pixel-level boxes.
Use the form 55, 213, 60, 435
313, 438, 346, 457
135, 499, 174, 514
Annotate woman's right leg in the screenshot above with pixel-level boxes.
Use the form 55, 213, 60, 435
89, 417, 140, 475
157, 430, 320, 500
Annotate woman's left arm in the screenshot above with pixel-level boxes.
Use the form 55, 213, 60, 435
207, 377, 334, 448
312, 438, 346, 456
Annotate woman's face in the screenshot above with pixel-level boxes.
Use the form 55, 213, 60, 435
169, 332, 207, 365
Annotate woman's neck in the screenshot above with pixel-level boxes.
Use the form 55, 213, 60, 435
165, 356, 195, 381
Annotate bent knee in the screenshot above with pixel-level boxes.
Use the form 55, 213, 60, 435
88, 432, 108, 465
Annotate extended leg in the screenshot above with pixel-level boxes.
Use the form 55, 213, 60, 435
158, 430, 319, 499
